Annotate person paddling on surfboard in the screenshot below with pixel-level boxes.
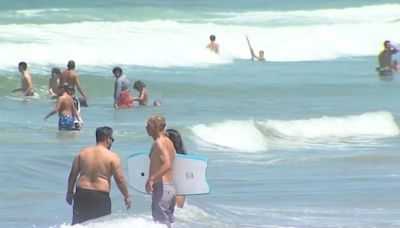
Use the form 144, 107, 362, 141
246, 35, 266, 61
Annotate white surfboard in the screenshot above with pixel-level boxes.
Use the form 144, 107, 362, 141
127, 152, 210, 195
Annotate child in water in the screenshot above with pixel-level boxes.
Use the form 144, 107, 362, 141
133, 80, 148, 106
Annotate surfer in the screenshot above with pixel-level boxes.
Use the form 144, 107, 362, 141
251, 49, 266, 61
48, 68, 61, 99
145, 115, 176, 227
246, 35, 265, 61
206, 34, 220, 54
166, 129, 187, 208
44, 83, 79, 131
11, 62, 34, 96
66, 126, 131, 225
60, 60, 88, 101
377, 40, 398, 77
133, 80, 148, 106
113, 67, 133, 109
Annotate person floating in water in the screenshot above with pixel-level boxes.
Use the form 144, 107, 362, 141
377, 40, 398, 77
206, 34, 220, 54
113, 67, 133, 109
11, 62, 34, 96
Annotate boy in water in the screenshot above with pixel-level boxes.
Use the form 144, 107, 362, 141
12, 62, 34, 96
49, 67, 61, 99
206, 34, 220, 54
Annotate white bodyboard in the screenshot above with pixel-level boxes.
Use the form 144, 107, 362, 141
127, 152, 210, 195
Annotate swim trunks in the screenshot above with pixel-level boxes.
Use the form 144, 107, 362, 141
58, 114, 74, 131
72, 188, 111, 225
117, 90, 133, 108
151, 182, 176, 227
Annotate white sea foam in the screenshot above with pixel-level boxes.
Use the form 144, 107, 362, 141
56, 217, 164, 228
191, 111, 399, 152
0, 4, 399, 69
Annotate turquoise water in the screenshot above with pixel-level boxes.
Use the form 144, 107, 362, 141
1, 1, 400, 228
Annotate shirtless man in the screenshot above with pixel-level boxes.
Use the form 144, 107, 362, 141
11, 62, 34, 96
377, 40, 399, 77
48, 67, 61, 99
44, 83, 78, 131
145, 115, 176, 227
66, 126, 131, 225
60, 60, 88, 100
206, 34, 220, 54
251, 49, 266, 61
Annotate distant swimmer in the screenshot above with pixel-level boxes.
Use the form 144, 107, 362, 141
44, 83, 79, 131
113, 67, 133, 109
251, 49, 266, 61
66, 126, 131, 225
153, 100, 161, 107
11, 62, 34, 96
60, 60, 88, 101
377, 40, 398, 77
133, 80, 148, 106
246, 35, 265, 61
49, 67, 61, 99
206, 34, 220, 54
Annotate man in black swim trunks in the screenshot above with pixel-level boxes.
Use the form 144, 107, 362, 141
66, 127, 131, 224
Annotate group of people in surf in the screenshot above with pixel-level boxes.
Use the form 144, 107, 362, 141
12, 59, 157, 131
206, 34, 266, 61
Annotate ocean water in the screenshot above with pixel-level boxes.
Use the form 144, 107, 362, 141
1, 1, 400, 227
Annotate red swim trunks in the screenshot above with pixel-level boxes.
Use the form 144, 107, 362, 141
117, 90, 133, 108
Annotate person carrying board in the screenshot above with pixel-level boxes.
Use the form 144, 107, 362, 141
145, 115, 177, 228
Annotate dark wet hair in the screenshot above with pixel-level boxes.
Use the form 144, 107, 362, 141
384, 40, 391, 48
166, 129, 186, 155
96, 126, 113, 143
210, 34, 216, 41
133, 80, 146, 90
67, 60, 75, 70
113, 67, 123, 75
18, 62, 27, 70
51, 67, 61, 74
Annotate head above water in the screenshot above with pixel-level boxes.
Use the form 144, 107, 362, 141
51, 67, 61, 75
112, 67, 123, 77
209, 34, 216, 42
166, 129, 186, 155
259, 50, 264, 57
96, 126, 113, 144
133, 80, 146, 91
383, 40, 391, 49
67, 60, 75, 70
18, 62, 27, 71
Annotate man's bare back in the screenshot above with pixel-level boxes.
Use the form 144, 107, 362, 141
75, 145, 120, 193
